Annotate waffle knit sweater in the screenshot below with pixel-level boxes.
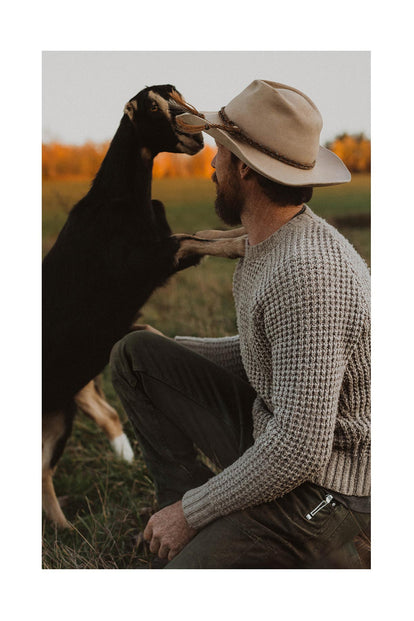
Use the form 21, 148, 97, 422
177, 206, 370, 530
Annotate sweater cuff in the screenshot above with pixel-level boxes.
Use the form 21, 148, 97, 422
182, 484, 218, 530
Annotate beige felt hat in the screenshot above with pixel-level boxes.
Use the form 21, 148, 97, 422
175, 80, 351, 187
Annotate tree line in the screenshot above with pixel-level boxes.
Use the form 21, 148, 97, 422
42, 134, 370, 181
325, 133, 370, 173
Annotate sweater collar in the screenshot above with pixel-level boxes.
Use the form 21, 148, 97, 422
244, 205, 312, 260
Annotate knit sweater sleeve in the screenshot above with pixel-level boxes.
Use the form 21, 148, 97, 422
182, 256, 362, 529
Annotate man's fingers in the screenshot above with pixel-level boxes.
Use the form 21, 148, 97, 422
143, 503, 195, 561
168, 548, 178, 561
149, 536, 160, 555
158, 544, 169, 559
143, 520, 153, 541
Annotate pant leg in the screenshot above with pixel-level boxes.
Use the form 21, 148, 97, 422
110, 332, 369, 570
110, 331, 256, 508
166, 482, 370, 569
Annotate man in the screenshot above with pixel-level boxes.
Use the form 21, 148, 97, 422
110, 80, 370, 569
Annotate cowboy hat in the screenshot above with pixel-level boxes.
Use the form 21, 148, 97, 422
175, 80, 351, 187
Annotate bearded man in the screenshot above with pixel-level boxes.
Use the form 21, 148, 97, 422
110, 80, 371, 569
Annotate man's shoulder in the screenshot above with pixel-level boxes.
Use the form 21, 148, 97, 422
258, 210, 370, 306
236, 207, 370, 296
287, 208, 369, 278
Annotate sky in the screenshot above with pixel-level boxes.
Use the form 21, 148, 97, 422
42, 51, 370, 146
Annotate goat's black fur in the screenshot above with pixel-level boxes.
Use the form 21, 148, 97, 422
42, 85, 204, 416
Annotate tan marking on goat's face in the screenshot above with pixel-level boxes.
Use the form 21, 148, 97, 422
148, 91, 171, 121
124, 99, 137, 121
170, 88, 184, 107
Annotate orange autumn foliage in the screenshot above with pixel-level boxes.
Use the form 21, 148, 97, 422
42, 141, 111, 181
42, 134, 370, 181
326, 133, 371, 173
152, 145, 216, 178
42, 142, 217, 181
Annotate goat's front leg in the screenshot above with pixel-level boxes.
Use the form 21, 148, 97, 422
194, 226, 246, 240
172, 233, 247, 267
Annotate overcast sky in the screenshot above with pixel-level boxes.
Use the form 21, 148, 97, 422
42, 51, 370, 146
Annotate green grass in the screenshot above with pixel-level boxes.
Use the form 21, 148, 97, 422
42, 174, 370, 568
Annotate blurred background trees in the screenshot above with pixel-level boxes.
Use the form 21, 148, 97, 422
325, 133, 371, 173
42, 134, 370, 181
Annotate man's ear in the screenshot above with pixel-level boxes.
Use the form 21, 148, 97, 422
239, 161, 252, 179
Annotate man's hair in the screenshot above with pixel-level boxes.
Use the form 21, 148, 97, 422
230, 152, 313, 206
254, 173, 313, 206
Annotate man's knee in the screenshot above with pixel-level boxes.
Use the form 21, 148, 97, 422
110, 331, 169, 379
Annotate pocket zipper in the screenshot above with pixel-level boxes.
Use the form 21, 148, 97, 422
305, 494, 334, 520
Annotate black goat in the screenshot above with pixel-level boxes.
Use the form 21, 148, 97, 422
42, 84, 246, 528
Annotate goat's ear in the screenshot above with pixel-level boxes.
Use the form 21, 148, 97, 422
124, 99, 137, 121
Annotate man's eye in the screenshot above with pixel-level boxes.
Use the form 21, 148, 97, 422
151, 102, 159, 112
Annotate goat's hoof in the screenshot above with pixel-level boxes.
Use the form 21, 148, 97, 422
110, 433, 134, 463
47, 514, 73, 530
57, 495, 71, 508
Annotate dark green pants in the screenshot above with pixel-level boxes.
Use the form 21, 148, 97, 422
110, 331, 370, 569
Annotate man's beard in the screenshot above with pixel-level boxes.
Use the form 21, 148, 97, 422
213, 172, 244, 226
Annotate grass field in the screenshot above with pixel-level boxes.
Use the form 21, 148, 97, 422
42, 174, 370, 568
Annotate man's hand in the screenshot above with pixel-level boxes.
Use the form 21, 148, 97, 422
143, 500, 197, 561
129, 323, 167, 337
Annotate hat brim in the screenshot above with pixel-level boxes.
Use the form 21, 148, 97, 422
177, 111, 351, 187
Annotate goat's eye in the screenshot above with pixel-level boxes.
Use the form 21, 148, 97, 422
151, 101, 159, 112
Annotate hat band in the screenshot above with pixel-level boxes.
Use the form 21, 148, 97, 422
216, 108, 316, 171
171, 91, 316, 171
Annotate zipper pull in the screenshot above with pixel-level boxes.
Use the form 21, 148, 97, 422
305, 494, 334, 520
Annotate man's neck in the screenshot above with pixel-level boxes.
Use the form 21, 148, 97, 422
241, 196, 305, 246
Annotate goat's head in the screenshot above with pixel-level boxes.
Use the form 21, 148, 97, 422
124, 84, 204, 156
